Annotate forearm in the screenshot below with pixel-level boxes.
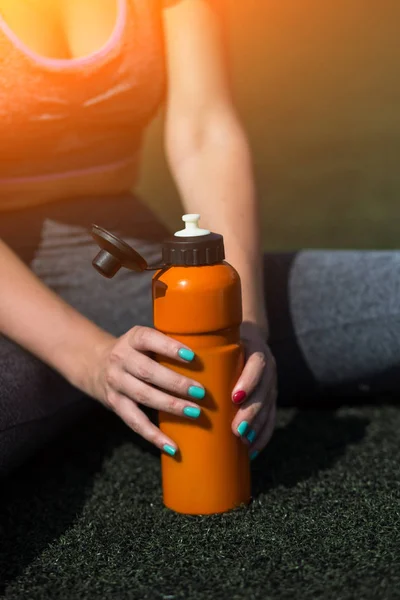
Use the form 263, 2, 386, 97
0, 239, 113, 391
166, 117, 268, 335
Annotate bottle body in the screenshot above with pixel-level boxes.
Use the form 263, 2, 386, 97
153, 262, 251, 515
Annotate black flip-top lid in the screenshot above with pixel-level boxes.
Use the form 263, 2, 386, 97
90, 214, 224, 278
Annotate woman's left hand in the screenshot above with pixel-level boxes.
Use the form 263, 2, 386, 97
231, 322, 277, 460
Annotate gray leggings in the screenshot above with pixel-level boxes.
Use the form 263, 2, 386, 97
1, 193, 400, 475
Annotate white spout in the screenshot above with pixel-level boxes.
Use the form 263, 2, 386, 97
174, 214, 210, 237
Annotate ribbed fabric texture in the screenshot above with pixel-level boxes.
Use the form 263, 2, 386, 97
0, 0, 167, 211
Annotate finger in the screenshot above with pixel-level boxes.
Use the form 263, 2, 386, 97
231, 349, 268, 405
242, 387, 277, 447
232, 384, 267, 439
114, 394, 179, 456
240, 395, 271, 446
232, 366, 276, 438
125, 352, 205, 401
112, 371, 203, 420
249, 396, 277, 461
128, 326, 196, 364
231, 359, 275, 432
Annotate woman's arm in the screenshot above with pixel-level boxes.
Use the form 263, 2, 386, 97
162, 0, 268, 335
0, 239, 112, 391
0, 239, 208, 453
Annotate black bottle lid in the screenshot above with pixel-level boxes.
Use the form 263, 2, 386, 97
162, 214, 225, 266
90, 214, 224, 277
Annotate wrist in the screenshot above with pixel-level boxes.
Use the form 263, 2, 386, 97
73, 330, 115, 400
52, 315, 115, 397
235, 264, 268, 336
241, 313, 269, 340
242, 293, 269, 339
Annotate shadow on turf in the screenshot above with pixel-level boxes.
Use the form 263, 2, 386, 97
251, 364, 400, 496
251, 405, 371, 496
0, 404, 157, 596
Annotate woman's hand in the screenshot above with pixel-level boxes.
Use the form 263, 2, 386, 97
89, 326, 206, 456
231, 322, 278, 460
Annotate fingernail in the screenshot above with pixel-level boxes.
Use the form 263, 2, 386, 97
250, 450, 259, 461
188, 385, 205, 400
233, 390, 247, 404
178, 348, 195, 361
237, 421, 249, 436
247, 429, 257, 444
163, 444, 177, 456
184, 406, 201, 419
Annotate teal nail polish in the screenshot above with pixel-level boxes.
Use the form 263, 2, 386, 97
178, 348, 195, 361
188, 386, 205, 400
163, 444, 176, 456
184, 406, 201, 419
250, 450, 259, 461
247, 429, 257, 444
237, 421, 249, 436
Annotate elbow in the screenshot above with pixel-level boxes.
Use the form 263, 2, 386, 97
164, 108, 251, 171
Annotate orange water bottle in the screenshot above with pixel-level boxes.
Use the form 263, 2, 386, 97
91, 214, 251, 515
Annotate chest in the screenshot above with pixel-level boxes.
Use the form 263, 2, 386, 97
0, 0, 118, 59
0, 0, 167, 160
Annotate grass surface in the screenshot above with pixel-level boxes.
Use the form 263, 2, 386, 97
1, 401, 399, 600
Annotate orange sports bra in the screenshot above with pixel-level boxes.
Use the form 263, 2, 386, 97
0, 0, 168, 212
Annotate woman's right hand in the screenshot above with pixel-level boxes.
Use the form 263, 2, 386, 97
88, 325, 205, 456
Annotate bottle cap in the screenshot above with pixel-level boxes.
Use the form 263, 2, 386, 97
90, 214, 224, 277
162, 214, 224, 266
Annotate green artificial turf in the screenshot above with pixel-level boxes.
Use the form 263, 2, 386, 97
1, 399, 399, 600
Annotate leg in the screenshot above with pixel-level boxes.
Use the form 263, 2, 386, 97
0, 193, 169, 475
264, 250, 400, 405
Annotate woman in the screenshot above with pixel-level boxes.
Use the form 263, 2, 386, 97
0, 0, 399, 476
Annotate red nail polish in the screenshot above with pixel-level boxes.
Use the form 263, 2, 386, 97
232, 390, 247, 404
